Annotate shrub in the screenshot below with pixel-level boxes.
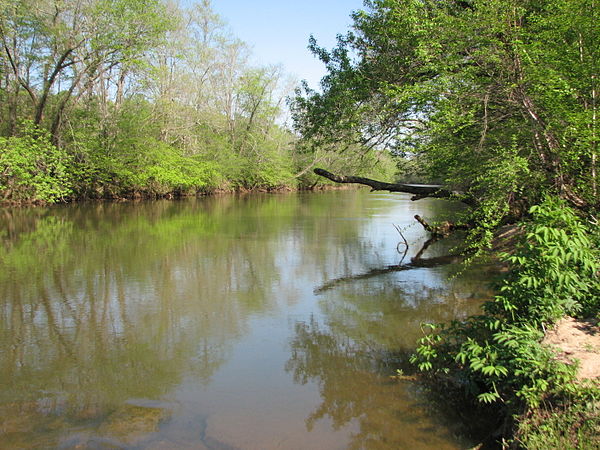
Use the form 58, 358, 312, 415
0, 122, 73, 204
411, 197, 599, 409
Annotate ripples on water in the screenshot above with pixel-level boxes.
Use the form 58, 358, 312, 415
0, 191, 494, 449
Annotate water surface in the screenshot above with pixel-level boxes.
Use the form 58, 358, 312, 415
0, 190, 493, 449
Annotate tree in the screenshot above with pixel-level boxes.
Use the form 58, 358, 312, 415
0, 0, 170, 142
292, 0, 599, 244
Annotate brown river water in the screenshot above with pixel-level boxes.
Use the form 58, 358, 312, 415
0, 190, 494, 449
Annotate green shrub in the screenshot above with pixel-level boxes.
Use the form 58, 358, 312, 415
68, 134, 221, 198
410, 197, 599, 409
0, 122, 73, 204
514, 391, 600, 449
488, 197, 600, 324
132, 140, 220, 195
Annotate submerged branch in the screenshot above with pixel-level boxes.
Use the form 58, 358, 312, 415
414, 214, 472, 238
314, 253, 464, 293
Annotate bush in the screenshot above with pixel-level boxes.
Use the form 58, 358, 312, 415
489, 197, 600, 324
411, 197, 599, 410
131, 139, 220, 195
514, 393, 600, 449
0, 122, 73, 204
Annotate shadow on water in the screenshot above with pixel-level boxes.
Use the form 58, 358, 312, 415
314, 237, 467, 294
285, 303, 499, 449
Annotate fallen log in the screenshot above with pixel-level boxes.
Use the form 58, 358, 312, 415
313, 168, 476, 206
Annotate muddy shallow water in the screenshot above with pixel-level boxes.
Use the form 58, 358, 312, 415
0, 190, 493, 449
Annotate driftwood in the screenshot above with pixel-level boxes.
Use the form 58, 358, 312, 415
314, 168, 476, 207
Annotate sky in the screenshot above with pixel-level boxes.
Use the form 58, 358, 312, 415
211, 0, 366, 90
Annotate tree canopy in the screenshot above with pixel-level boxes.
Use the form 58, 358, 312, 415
292, 0, 598, 241
0, 0, 396, 203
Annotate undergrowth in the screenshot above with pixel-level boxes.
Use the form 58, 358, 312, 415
514, 389, 600, 449
410, 196, 600, 447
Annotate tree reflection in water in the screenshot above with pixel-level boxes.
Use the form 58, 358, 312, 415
0, 192, 496, 448
0, 197, 298, 447
287, 268, 494, 449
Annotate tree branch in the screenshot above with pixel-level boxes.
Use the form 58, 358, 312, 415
2, 42, 38, 105
314, 168, 476, 206
413, 214, 471, 237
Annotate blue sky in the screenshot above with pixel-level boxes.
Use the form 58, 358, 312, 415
211, 0, 366, 89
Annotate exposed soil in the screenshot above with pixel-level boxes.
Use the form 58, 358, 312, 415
543, 317, 600, 381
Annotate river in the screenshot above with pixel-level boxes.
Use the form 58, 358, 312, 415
0, 190, 494, 449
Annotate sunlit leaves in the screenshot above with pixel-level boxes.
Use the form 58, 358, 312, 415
292, 0, 599, 244
0, 121, 72, 203
411, 197, 598, 409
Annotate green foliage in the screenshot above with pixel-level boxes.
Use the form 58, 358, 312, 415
411, 197, 599, 410
488, 197, 600, 324
0, 122, 72, 204
514, 390, 600, 449
69, 136, 221, 198
292, 0, 599, 237
412, 319, 577, 409
136, 152, 218, 195
463, 143, 535, 251
0, 0, 306, 202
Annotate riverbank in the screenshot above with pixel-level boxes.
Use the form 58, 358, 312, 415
0, 122, 398, 208
0, 183, 364, 208
411, 197, 600, 448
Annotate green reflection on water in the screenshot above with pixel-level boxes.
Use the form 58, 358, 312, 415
286, 269, 493, 449
0, 191, 493, 448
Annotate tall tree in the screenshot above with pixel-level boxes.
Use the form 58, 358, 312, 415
0, 0, 170, 142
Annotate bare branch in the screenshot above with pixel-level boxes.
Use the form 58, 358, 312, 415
314, 168, 477, 206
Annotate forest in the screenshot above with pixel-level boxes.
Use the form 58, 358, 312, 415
1, 0, 599, 447
0, 0, 394, 204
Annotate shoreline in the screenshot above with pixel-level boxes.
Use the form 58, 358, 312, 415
0, 183, 361, 208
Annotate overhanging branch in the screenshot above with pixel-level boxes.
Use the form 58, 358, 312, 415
314, 168, 476, 206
